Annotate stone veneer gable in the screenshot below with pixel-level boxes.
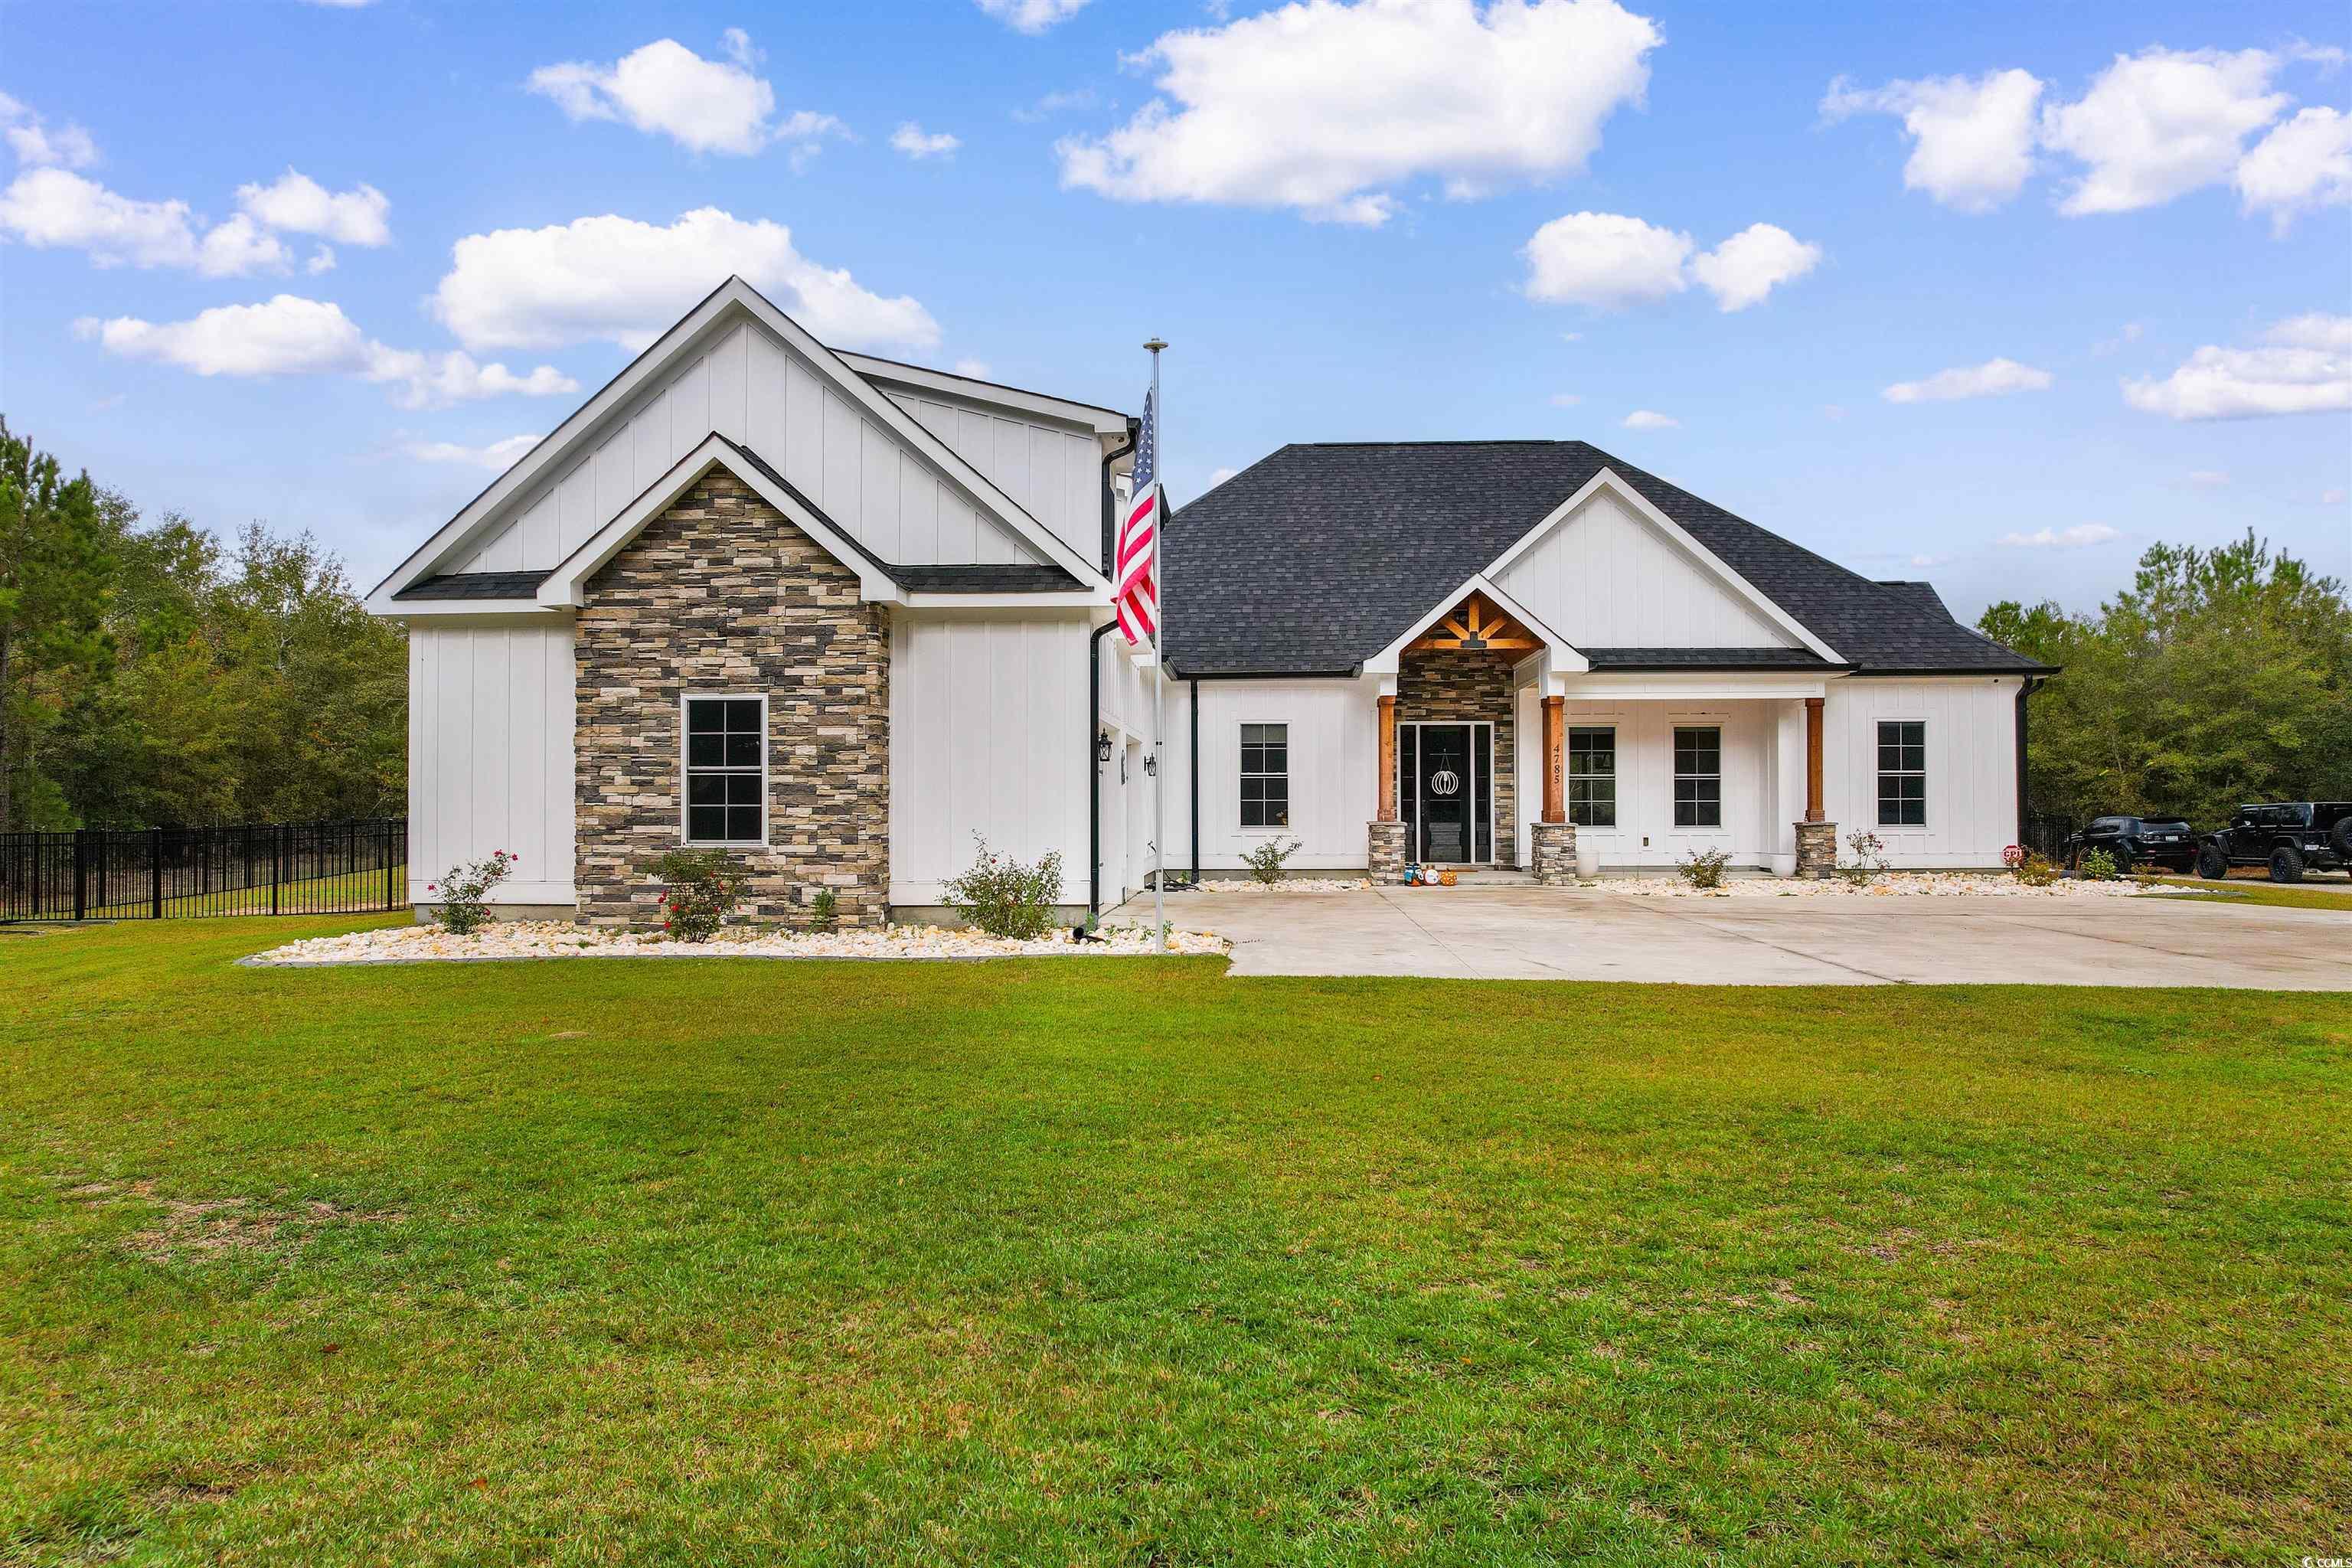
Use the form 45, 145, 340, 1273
573, 469, 889, 928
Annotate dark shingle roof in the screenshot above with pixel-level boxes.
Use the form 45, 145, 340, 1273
893, 564, 1082, 593
1163, 442, 2052, 678
394, 570, 550, 600
1579, 648, 1840, 671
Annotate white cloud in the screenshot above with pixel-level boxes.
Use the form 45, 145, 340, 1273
1821, 68, 2043, 211
1523, 211, 1818, 312
1012, 88, 1097, 123
1998, 523, 2120, 549
0, 167, 289, 276
2092, 321, 2144, 355
1206, 466, 1239, 486
978, 0, 1093, 32
1549, 392, 1583, 407
527, 34, 842, 158
306, 245, 337, 275
406, 434, 543, 471
2322, 488, 2347, 505
1622, 409, 1678, 429
2040, 47, 2287, 215
2185, 469, 2230, 486
1687, 222, 1821, 311
951, 358, 991, 378
1909, 552, 1952, 567
890, 122, 961, 159
78, 294, 577, 410
1823, 403, 1847, 419
2121, 314, 2352, 420
1882, 357, 2053, 403
235, 168, 390, 246
1523, 211, 1689, 307
2236, 106, 2352, 233
0, 92, 100, 169
1057, 0, 1661, 225
431, 207, 940, 354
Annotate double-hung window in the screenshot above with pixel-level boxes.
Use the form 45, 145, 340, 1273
1567, 726, 1616, 828
1240, 723, 1289, 828
684, 695, 766, 844
1672, 725, 1722, 828
1877, 720, 1926, 826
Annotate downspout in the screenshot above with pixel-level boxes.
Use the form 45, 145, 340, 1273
1089, 420, 1139, 920
1190, 677, 1201, 887
2015, 675, 2044, 845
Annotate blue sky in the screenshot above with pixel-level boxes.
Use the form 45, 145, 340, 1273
4, 0, 2347, 619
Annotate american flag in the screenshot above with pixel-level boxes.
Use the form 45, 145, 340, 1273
1114, 386, 1160, 645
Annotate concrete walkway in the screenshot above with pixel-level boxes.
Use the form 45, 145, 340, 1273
1118, 885, 2350, 988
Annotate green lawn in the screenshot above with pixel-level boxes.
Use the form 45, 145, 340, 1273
4, 920, 2348, 1566
2142, 874, 2352, 912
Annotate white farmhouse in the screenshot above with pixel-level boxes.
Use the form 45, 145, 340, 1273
367, 279, 2052, 923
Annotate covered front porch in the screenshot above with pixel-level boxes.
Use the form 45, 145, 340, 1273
1360, 583, 1839, 884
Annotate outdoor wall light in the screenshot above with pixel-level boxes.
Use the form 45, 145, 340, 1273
1096, 732, 1113, 765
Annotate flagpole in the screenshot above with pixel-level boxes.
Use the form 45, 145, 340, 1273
1145, 336, 1168, 955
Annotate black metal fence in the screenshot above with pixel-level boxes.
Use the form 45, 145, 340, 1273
2019, 813, 2077, 864
0, 819, 407, 923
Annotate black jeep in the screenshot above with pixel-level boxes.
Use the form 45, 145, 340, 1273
2062, 815, 2198, 874
2197, 802, 2352, 883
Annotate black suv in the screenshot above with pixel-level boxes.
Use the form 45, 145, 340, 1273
2063, 815, 2198, 874
2198, 802, 2352, 882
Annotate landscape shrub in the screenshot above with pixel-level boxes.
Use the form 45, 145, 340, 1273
426, 851, 515, 936
652, 849, 748, 943
942, 835, 1063, 940
1677, 846, 1733, 890
808, 887, 838, 933
2078, 848, 2119, 881
1240, 837, 1301, 885
1838, 828, 1890, 887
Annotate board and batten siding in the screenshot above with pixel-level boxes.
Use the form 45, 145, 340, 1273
1190, 679, 1379, 872
1823, 676, 2020, 867
884, 388, 1102, 567
889, 613, 1096, 906
1492, 488, 1795, 648
458, 318, 1044, 577
407, 621, 577, 907
1550, 698, 1782, 868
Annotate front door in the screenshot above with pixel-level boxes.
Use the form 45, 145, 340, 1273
1400, 722, 1489, 864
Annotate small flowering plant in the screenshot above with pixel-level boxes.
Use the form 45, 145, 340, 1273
942, 834, 1063, 939
430, 850, 516, 936
652, 849, 748, 942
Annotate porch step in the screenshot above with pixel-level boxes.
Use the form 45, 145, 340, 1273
1448, 868, 1535, 886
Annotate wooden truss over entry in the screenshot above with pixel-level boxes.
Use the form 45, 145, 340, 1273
1404, 593, 1541, 654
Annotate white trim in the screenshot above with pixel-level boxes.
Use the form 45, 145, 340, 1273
1870, 714, 1931, 834
367, 277, 1108, 612
1237, 718, 1290, 831
1361, 572, 1589, 677
1668, 720, 1726, 832
377, 600, 567, 620
836, 352, 1132, 438
535, 437, 899, 606
680, 691, 770, 848
1556, 671, 1836, 701
1479, 468, 1847, 666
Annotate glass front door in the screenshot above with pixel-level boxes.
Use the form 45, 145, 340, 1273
1399, 722, 1492, 864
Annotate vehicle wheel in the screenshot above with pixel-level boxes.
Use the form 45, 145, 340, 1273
2112, 850, 2134, 876
2196, 844, 2229, 880
2269, 845, 2305, 884
2333, 816, 2352, 858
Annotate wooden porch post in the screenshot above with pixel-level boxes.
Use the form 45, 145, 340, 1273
1804, 696, 1825, 823
1377, 694, 1398, 822
1541, 695, 1565, 824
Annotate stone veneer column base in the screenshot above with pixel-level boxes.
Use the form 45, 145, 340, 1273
1530, 821, 1579, 886
1794, 820, 1838, 879
1367, 820, 1408, 885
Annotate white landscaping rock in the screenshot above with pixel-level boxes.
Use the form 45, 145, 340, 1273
245, 920, 1231, 968
1572, 872, 2150, 899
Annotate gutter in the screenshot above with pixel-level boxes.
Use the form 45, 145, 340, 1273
1190, 676, 1200, 887
2016, 674, 2049, 844
1088, 423, 1139, 920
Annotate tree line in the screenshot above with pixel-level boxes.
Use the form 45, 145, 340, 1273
1981, 531, 2352, 829
1, 417, 407, 831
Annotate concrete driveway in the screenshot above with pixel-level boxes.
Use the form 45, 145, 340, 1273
1126, 885, 2350, 988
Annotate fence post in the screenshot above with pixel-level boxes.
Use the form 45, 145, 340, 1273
150, 827, 164, 919
272, 824, 283, 916
384, 822, 396, 912
72, 829, 87, 921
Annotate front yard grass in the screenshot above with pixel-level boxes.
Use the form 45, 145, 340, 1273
2142, 874, 2352, 912
3, 917, 2347, 1565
